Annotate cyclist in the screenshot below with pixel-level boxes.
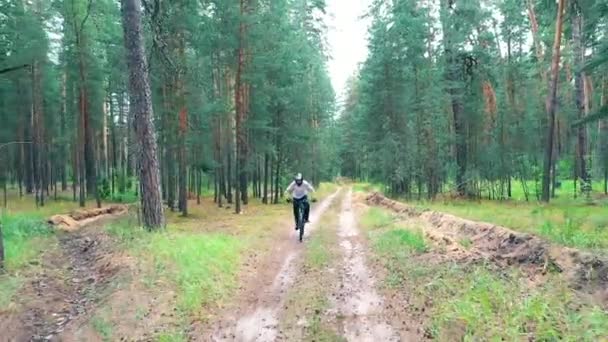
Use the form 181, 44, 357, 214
285, 173, 315, 230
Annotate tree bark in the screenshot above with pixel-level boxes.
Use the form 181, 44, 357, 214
0, 220, 4, 271
441, 0, 467, 196
234, 0, 249, 214
600, 76, 608, 194
572, 2, 590, 195
121, 0, 165, 229
541, 0, 566, 202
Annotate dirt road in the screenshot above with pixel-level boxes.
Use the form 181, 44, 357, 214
201, 188, 404, 341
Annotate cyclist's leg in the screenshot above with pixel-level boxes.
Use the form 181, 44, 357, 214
303, 197, 310, 222
292, 198, 299, 229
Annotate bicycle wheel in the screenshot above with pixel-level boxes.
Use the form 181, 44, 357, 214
298, 207, 305, 242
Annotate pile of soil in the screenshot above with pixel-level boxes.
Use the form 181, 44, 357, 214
48, 205, 127, 232
366, 192, 608, 301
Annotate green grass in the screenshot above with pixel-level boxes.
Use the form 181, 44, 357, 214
0, 276, 22, 309
360, 207, 394, 229
156, 332, 187, 342
1, 213, 52, 270
91, 314, 113, 341
106, 218, 242, 315
308, 229, 331, 269
352, 182, 383, 193
360, 206, 608, 340
148, 233, 241, 313
356, 178, 608, 249
459, 238, 473, 249
374, 228, 428, 254
361, 207, 427, 254
429, 265, 608, 341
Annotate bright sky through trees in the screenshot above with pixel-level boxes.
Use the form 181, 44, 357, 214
326, 0, 371, 103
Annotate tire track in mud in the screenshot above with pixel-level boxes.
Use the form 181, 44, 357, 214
203, 189, 341, 342
327, 189, 404, 342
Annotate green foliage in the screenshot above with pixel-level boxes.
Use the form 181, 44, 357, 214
338, 0, 608, 202
110, 191, 138, 204
98, 178, 111, 200
1, 213, 52, 270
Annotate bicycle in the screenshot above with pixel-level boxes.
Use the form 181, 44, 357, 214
288, 197, 316, 242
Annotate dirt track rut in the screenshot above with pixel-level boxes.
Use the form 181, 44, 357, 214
327, 189, 401, 341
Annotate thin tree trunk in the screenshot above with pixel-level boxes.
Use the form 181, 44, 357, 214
274, 150, 281, 204
178, 107, 188, 215
121, 0, 165, 229
197, 170, 201, 205
263, 152, 269, 204
61, 71, 68, 191
542, 0, 566, 202
599, 75, 608, 194
0, 220, 4, 271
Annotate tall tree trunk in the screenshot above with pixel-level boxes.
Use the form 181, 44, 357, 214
121, 0, 165, 229
541, 0, 566, 202
572, 1, 590, 196
441, 0, 467, 196
61, 71, 68, 191
32, 61, 44, 207
178, 107, 188, 215
177, 29, 188, 216
234, 0, 248, 214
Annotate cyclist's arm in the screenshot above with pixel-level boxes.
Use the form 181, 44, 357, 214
305, 181, 315, 193
284, 181, 295, 197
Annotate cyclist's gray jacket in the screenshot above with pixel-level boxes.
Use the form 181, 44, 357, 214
285, 181, 315, 199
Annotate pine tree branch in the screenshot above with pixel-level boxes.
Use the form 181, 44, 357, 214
0, 64, 30, 75
572, 104, 608, 127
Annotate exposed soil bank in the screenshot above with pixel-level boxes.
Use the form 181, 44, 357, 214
366, 192, 608, 303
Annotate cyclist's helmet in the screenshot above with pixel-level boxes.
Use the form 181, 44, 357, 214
295, 173, 303, 186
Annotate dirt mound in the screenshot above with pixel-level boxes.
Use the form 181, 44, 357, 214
365, 192, 608, 298
48, 205, 127, 231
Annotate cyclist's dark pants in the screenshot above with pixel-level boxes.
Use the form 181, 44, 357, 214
292, 196, 310, 225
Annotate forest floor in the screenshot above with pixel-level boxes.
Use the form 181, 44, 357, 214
1, 184, 607, 341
